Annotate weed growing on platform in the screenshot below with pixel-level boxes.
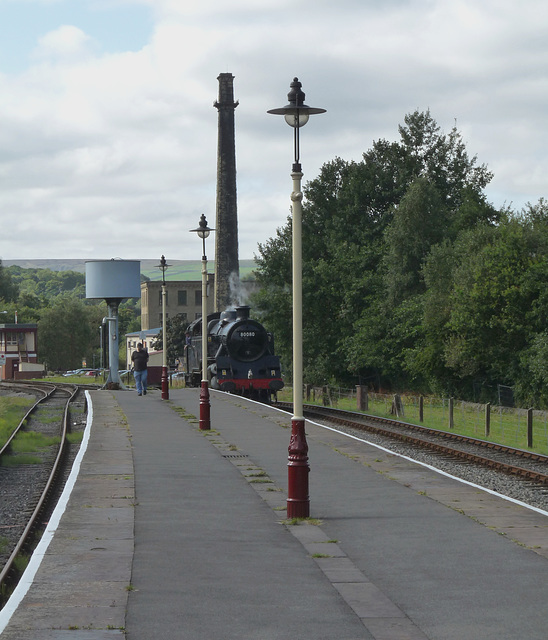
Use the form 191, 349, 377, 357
284, 517, 323, 526
169, 404, 198, 423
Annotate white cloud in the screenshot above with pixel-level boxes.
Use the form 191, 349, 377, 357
33, 25, 95, 60
1, 0, 548, 261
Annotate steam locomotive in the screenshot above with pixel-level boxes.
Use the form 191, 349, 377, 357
183, 305, 284, 402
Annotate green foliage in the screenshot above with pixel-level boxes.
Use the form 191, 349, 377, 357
255, 110, 496, 389
151, 313, 190, 366
0, 260, 19, 303
10, 430, 61, 453
7, 266, 86, 299
0, 264, 141, 371
0, 397, 34, 449
37, 297, 102, 371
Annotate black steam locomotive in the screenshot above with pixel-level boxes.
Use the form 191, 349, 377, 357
183, 305, 284, 402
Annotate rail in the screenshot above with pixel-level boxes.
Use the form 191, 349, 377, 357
275, 401, 548, 486
0, 381, 80, 603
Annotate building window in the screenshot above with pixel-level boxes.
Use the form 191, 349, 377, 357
7, 333, 18, 346
178, 290, 187, 306
194, 290, 201, 305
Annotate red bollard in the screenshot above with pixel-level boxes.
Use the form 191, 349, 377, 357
287, 418, 309, 518
161, 366, 169, 400
199, 380, 211, 430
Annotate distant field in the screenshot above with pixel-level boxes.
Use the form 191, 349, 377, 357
141, 260, 257, 282
4, 259, 258, 281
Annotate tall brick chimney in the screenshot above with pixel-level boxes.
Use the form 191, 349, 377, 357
214, 73, 239, 312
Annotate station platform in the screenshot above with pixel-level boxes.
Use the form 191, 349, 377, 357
1, 387, 548, 639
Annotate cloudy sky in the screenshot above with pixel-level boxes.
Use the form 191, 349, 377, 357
0, 0, 547, 262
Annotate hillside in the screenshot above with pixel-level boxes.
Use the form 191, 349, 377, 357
3, 259, 258, 282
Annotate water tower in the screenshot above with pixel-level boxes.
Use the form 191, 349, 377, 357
85, 259, 141, 388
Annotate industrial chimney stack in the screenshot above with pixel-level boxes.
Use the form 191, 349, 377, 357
214, 73, 239, 312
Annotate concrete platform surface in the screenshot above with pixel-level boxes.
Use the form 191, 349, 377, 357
1, 387, 548, 639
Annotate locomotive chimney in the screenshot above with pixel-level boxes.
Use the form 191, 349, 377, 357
214, 73, 240, 313
235, 305, 250, 320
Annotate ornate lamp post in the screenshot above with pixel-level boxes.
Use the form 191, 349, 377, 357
268, 77, 326, 518
157, 255, 171, 400
190, 214, 215, 430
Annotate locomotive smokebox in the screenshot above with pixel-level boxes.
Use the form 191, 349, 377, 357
235, 305, 250, 320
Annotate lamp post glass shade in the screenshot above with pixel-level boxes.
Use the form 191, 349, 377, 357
156, 254, 171, 284
190, 214, 213, 240
268, 77, 325, 169
267, 77, 326, 126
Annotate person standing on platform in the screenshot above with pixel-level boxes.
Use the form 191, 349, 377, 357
131, 343, 149, 396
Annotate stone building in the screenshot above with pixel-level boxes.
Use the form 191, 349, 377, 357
139, 279, 215, 331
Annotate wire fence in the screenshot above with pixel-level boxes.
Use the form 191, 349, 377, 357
278, 385, 548, 455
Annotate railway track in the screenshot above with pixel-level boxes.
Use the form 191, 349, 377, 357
0, 380, 87, 606
274, 401, 548, 487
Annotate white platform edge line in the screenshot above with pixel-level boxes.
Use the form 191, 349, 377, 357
228, 392, 548, 519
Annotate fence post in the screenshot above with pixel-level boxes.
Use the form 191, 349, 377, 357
391, 394, 404, 418
419, 395, 424, 422
527, 408, 533, 448
305, 384, 311, 401
449, 397, 454, 430
322, 385, 330, 406
485, 402, 490, 437
356, 385, 368, 411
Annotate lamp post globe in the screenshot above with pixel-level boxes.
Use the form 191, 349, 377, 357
190, 214, 215, 430
268, 77, 325, 518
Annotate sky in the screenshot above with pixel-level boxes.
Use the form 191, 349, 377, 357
1, 0, 548, 262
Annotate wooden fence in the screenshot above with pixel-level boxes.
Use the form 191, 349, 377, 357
297, 384, 548, 454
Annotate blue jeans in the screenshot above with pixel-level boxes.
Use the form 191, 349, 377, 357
134, 369, 148, 395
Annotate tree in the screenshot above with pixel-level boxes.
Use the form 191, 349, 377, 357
382, 178, 447, 305
151, 313, 190, 367
255, 110, 495, 389
38, 297, 94, 371
0, 260, 19, 303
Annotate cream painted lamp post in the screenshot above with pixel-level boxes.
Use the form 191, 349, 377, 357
268, 77, 326, 518
157, 255, 170, 400
190, 215, 215, 430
